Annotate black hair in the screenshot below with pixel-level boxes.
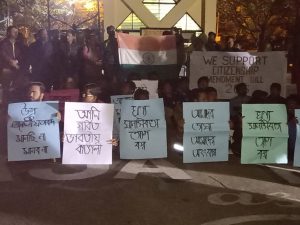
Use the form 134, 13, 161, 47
134, 88, 149, 100
208, 31, 216, 36
193, 88, 207, 100
206, 87, 217, 94
197, 76, 209, 84
7, 26, 17, 34
234, 83, 247, 92
121, 81, 136, 92
28, 82, 46, 94
270, 83, 281, 91
127, 81, 136, 91
83, 83, 101, 96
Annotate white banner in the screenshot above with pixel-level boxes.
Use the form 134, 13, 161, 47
63, 102, 114, 165
133, 80, 159, 99
190, 51, 287, 99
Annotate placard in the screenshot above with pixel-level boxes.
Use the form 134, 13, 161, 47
111, 95, 133, 138
183, 102, 230, 163
120, 99, 167, 159
190, 51, 286, 99
7, 101, 60, 161
241, 104, 289, 164
63, 102, 114, 164
293, 109, 300, 167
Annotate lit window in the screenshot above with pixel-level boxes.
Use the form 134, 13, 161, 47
175, 13, 201, 31
143, 0, 176, 20
118, 13, 146, 31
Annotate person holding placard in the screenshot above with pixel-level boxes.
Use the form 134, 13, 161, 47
287, 95, 300, 161
26, 82, 46, 102
266, 83, 286, 104
26, 82, 61, 122
120, 81, 136, 95
81, 83, 118, 147
133, 89, 150, 100
193, 89, 208, 102
206, 87, 218, 102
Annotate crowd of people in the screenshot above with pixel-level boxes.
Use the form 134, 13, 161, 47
0, 25, 299, 162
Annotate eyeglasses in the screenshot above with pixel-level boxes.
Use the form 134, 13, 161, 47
82, 94, 94, 98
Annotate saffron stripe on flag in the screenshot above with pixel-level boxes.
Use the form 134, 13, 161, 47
118, 48, 177, 65
117, 33, 177, 52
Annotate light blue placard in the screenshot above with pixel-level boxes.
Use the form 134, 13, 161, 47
183, 102, 230, 163
293, 110, 300, 167
7, 101, 60, 161
111, 95, 133, 138
120, 99, 167, 159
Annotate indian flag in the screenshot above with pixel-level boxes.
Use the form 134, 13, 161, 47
117, 33, 178, 79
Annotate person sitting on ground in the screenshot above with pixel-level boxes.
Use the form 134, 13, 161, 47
174, 77, 191, 103
158, 80, 176, 137
248, 90, 268, 104
158, 80, 176, 109
81, 83, 118, 146
26, 81, 46, 102
133, 89, 149, 100
266, 83, 286, 104
63, 76, 78, 89
206, 87, 218, 102
81, 83, 101, 103
286, 95, 300, 161
191, 76, 209, 97
194, 89, 208, 102
120, 81, 136, 95
229, 83, 251, 156
230, 83, 251, 118
26, 81, 61, 123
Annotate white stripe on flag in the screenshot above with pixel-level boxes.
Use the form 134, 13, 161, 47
118, 48, 177, 65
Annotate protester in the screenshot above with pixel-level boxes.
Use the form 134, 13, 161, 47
103, 26, 119, 81
266, 83, 286, 104
60, 30, 80, 84
27, 29, 55, 90
63, 76, 77, 89
0, 26, 24, 90
224, 36, 240, 52
120, 81, 136, 95
205, 32, 221, 51
81, 82, 117, 146
248, 90, 268, 104
80, 32, 103, 88
191, 76, 209, 98
159, 80, 176, 109
174, 77, 191, 102
286, 95, 300, 161
230, 83, 251, 118
194, 89, 208, 102
133, 88, 149, 100
26, 82, 46, 102
229, 83, 251, 156
206, 87, 218, 102
81, 83, 101, 103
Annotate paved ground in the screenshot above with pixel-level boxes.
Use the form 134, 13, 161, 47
1, 108, 300, 225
